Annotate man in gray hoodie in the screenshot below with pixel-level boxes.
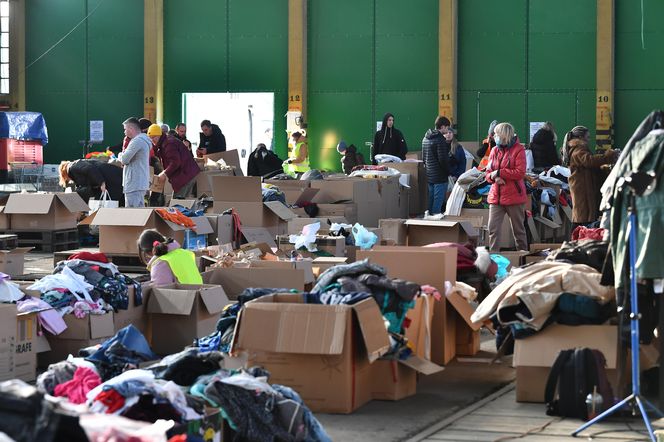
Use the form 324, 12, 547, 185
119, 117, 151, 207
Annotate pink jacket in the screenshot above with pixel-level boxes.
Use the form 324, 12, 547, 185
148, 241, 181, 286
485, 140, 527, 206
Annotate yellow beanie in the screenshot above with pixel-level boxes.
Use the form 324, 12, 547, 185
147, 124, 162, 137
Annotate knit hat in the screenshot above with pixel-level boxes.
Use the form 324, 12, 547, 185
488, 120, 498, 137
147, 124, 162, 137
337, 140, 347, 153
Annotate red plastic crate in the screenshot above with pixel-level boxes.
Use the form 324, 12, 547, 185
0, 139, 44, 170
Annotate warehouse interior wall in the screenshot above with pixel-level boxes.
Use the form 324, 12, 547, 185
21, 0, 664, 167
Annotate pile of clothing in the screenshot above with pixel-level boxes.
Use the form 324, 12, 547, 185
444, 168, 490, 216
18, 253, 141, 336
262, 183, 287, 205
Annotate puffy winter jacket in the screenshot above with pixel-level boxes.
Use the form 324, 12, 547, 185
485, 140, 527, 206
154, 134, 200, 192
422, 129, 450, 184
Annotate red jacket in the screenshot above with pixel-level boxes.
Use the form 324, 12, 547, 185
154, 134, 200, 192
485, 140, 527, 206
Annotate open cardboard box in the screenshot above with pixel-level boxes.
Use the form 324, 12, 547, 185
5, 192, 90, 231
233, 293, 441, 413
446, 284, 482, 356
196, 169, 236, 197
388, 162, 427, 216
81, 208, 213, 255
0, 247, 32, 277
276, 234, 346, 258
405, 219, 479, 246
147, 284, 229, 355
356, 246, 458, 365
379, 219, 408, 246
204, 150, 243, 176
250, 259, 315, 285
201, 267, 305, 300
211, 176, 296, 235
287, 216, 348, 235
113, 285, 148, 335
513, 324, 620, 403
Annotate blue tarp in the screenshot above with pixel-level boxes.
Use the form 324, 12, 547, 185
0, 112, 48, 145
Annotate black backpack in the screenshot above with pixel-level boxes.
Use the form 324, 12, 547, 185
545, 348, 614, 419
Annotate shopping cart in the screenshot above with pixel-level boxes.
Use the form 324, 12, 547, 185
9, 161, 44, 190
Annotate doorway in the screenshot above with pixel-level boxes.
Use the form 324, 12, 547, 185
183, 92, 275, 175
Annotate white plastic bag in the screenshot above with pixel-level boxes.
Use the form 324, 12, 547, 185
289, 222, 320, 252
88, 190, 119, 214
352, 223, 378, 250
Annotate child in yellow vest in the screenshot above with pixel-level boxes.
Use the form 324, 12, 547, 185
137, 229, 202, 286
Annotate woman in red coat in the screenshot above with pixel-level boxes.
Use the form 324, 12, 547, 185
484, 122, 528, 251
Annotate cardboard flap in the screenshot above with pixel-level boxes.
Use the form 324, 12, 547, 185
206, 150, 243, 176
55, 193, 91, 213
351, 299, 391, 362
398, 355, 445, 375
78, 210, 97, 226
242, 228, 277, 248
294, 188, 320, 206
211, 176, 261, 202
4, 193, 54, 214
405, 219, 478, 237
0, 247, 32, 256
446, 290, 482, 331
148, 287, 196, 315
237, 296, 348, 355
192, 216, 214, 235
0, 206, 6, 214
199, 285, 229, 314
92, 208, 153, 226
264, 201, 297, 221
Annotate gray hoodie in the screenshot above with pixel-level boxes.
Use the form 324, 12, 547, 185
119, 133, 151, 193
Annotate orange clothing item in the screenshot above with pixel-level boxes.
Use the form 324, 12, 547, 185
156, 208, 196, 230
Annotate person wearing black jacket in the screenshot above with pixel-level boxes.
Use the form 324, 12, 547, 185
59, 159, 124, 206
530, 122, 560, 170
422, 116, 452, 214
197, 120, 226, 157
247, 143, 283, 177
372, 112, 408, 162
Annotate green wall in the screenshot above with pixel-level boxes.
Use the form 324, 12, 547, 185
163, 0, 289, 158
23, 0, 664, 166
25, 0, 143, 163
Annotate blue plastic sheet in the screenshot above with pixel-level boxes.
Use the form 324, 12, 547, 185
0, 112, 48, 145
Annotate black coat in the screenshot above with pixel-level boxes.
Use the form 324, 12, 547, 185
68, 159, 124, 206
199, 124, 226, 154
247, 147, 283, 177
530, 128, 560, 169
372, 113, 408, 161
422, 129, 450, 184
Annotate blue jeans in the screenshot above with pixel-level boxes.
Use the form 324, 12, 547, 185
428, 182, 448, 215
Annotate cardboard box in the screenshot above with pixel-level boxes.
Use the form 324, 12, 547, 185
356, 246, 458, 365
0, 247, 32, 277
388, 162, 427, 215
147, 284, 229, 355
57, 312, 115, 340
312, 257, 348, 275
196, 169, 235, 197
0, 304, 14, 381
405, 219, 479, 246
14, 311, 45, 382
513, 324, 619, 403
370, 359, 417, 401
5, 192, 90, 231
287, 216, 348, 235
446, 287, 482, 357
82, 208, 213, 255
264, 179, 311, 191
250, 259, 315, 285
496, 251, 529, 270
310, 178, 384, 227
201, 267, 305, 300
211, 176, 296, 235
113, 285, 148, 334
204, 150, 243, 176
0, 206, 10, 230
234, 293, 391, 413
404, 294, 436, 360
379, 219, 408, 246
277, 235, 346, 258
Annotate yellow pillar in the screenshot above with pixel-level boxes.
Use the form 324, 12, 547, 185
9, 0, 25, 110
287, 0, 306, 135
144, 0, 163, 123
438, 0, 457, 124
596, 0, 614, 150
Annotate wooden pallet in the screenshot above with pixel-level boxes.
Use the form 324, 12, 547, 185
53, 248, 148, 274
8, 229, 79, 253
0, 234, 18, 250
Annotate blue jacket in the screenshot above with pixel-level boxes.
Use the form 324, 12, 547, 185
450, 145, 466, 178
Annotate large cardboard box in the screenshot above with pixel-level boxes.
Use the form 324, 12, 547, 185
57, 312, 115, 340
14, 310, 46, 382
201, 267, 305, 300
211, 176, 296, 235
446, 287, 482, 356
196, 169, 235, 197
113, 285, 148, 334
233, 293, 391, 413
370, 359, 417, 401
389, 162, 427, 215
0, 247, 32, 277
404, 294, 436, 359
287, 216, 348, 235
356, 246, 458, 365
82, 208, 213, 255
147, 284, 229, 355
250, 259, 315, 285
0, 304, 14, 381
310, 178, 384, 227
379, 219, 408, 245
204, 150, 243, 176
5, 193, 90, 231
513, 324, 619, 403
39, 337, 107, 367
276, 234, 346, 258
405, 219, 479, 246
